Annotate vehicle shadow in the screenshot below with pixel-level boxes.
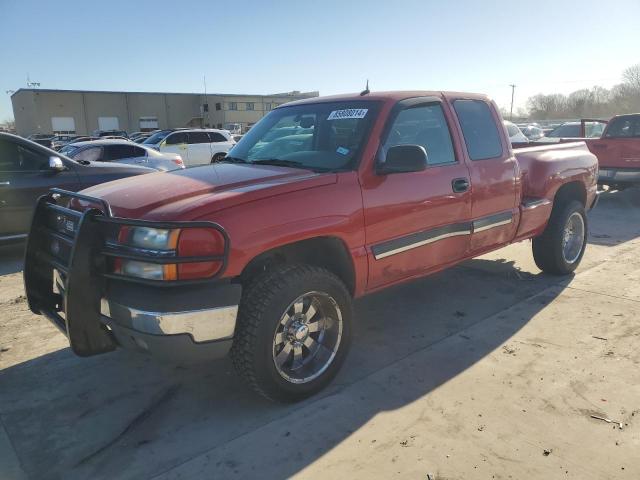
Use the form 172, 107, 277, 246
0, 243, 25, 276
588, 186, 640, 247
0, 258, 570, 480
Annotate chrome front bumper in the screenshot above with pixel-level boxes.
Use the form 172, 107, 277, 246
100, 299, 238, 343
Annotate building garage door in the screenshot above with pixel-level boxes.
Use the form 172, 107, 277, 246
51, 117, 76, 134
98, 117, 120, 131
139, 116, 158, 131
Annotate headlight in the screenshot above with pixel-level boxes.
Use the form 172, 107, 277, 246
126, 227, 180, 250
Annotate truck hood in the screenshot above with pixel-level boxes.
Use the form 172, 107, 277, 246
80, 163, 336, 220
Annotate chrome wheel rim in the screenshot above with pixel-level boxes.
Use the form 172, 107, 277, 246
562, 212, 585, 264
272, 291, 343, 384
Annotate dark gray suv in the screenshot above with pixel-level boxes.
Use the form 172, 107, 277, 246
0, 133, 154, 243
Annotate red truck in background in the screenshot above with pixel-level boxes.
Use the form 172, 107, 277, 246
583, 113, 640, 189
24, 91, 598, 402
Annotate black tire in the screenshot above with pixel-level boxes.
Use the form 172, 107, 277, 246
230, 264, 352, 402
532, 200, 587, 275
211, 152, 227, 163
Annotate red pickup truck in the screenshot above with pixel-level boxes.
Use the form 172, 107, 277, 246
24, 91, 598, 401
583, 113, 640, 189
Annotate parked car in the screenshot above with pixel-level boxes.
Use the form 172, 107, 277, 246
583, 113, 640, 189
538, 120, 607, 143
0, 132, 154, 244
142, 128, 235, 166
132, 133, 152, 143
23, 91, 598, 402
67, 136, 98, 145
519, 124, 545, 141
27, 134, 54, 148
51, 134, 81, 151
504, 121, 529, 143
64, 139, 184, 171
93, 129, 129, 139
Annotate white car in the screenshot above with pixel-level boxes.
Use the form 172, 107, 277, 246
143, 128, 235, 166
60, 140, 184, 171
504, 121, 529, 144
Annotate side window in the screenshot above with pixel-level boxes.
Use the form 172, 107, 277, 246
385, 104, 456, 166
165, 132, 187, 145
187, 131, 210, 144
131, 146, 147, 157
0, 140, 49, 171
208, 132, 228, 143
74, 147, 102, 162
102, 145, 135, 161
605, 118, 640, 138
453, 100, 503, 160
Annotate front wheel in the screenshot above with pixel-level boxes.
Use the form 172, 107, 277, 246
211, 152, 227, 163
532, 200, 587, 275
231, 264, 352, 402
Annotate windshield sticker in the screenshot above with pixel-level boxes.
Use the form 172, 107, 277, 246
336, 147, 350, 156
327, 109, 368, 120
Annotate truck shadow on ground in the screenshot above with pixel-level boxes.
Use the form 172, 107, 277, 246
587, 186, 640, 247
0, 243, 25, 276
0, 258, 571, 480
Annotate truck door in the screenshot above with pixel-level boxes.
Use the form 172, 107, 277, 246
362, 97, 473, 290
450, 98, 518, 254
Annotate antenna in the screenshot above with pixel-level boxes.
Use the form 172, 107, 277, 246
360, 79, 370, 96
26, 73, 40, 88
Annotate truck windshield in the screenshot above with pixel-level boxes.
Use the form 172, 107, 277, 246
227, 101, 380, 172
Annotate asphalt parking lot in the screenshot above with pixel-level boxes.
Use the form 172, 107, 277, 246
1, 188, 639, 480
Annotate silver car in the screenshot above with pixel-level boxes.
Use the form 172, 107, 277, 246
60, 139, 184, 171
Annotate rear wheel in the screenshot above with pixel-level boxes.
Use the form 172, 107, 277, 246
211, 152, 227, 163
532, 200, 587, 275
231, 264, 352, 402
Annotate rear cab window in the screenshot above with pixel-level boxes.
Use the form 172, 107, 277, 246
604, 116, 640, 138
453, 100, 503, 160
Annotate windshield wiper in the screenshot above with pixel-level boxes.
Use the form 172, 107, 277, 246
251, 158, 312, 170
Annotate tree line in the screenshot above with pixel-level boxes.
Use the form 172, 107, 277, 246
525, 64, 640, 120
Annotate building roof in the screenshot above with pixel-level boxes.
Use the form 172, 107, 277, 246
11, 88, 319, 99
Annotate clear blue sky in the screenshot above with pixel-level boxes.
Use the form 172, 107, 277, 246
1, 0, 639, 122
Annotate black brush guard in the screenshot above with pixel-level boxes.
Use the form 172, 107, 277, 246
24, 188, 229, 357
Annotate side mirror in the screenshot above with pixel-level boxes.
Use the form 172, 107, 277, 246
48, 156, 65, 172
377, 145, 427, 175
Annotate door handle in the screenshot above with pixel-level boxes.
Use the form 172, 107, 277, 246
452, 178, 469, 193
593, 143, 607, 149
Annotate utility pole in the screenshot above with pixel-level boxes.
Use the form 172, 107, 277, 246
509, 84, 516, 121
203, 75, 209, 128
